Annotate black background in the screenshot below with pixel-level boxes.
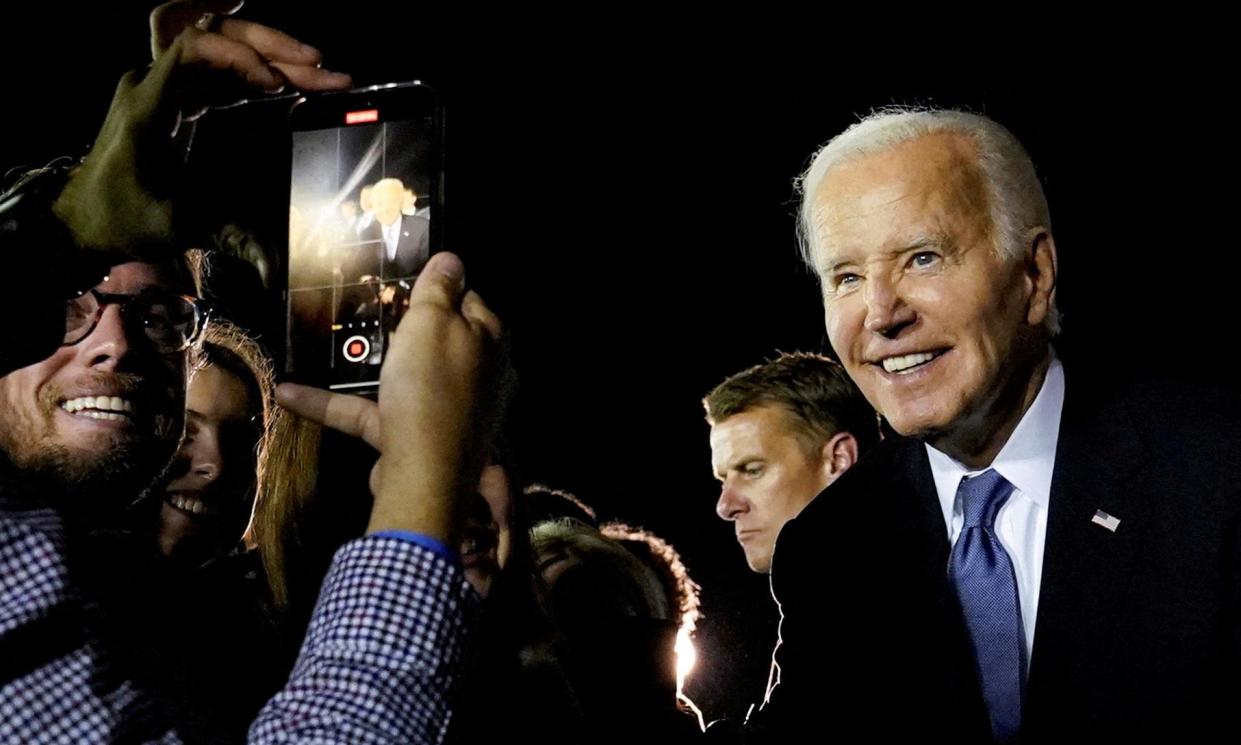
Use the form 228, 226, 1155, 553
2, 4, 1235, 720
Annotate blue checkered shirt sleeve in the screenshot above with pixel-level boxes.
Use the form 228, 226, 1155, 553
2, 506, 471, 744
0, 505, 182, 745
249, 534, 477, 744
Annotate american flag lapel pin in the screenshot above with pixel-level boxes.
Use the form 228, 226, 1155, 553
1092, 509, 1121, 533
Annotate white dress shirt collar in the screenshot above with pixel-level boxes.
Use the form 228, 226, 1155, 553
926, 355, 1065, 528
383, 217, 401, 260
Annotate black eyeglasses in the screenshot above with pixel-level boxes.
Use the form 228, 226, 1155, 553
62, 288, 208, 353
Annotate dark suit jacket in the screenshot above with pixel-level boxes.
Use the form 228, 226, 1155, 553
352, 214, 430, 281
749, 373, 1241, 743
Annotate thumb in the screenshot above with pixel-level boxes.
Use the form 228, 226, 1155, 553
408, 252, 467, 311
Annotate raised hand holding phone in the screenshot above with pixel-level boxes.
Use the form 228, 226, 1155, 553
276, 252, 502, 547
54, 0, 351, 261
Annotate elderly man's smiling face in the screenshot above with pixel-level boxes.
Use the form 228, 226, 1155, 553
810, 133, 1055, 464
0, 261, 187, 501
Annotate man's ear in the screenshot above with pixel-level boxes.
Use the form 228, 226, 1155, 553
1024, 228, 1058, 328
820, 431, 859, 486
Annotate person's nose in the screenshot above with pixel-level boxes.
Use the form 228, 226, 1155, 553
862, 272, 917, 339
78, 305, 135, 372
717, 481, 749, 522
182, 427, 222, 486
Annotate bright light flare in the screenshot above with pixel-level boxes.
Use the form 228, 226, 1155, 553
675, 624, 697, 689
674, 624, 705, 731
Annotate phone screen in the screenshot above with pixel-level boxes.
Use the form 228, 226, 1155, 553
286, 83, 440, 395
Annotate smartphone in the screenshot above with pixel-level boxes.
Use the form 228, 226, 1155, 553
284, 82, 443, 396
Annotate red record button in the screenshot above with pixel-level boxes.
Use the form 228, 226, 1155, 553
343, 335, 370, 362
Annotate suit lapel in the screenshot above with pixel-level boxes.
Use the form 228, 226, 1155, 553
892, 437, 996, 734
889, 436, 951, 575
1025, 375, 1150, 723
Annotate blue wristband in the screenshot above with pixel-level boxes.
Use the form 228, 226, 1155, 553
370, 530, 460, 565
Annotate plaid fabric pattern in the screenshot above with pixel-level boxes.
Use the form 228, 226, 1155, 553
0, 502, 181, 744
250, 535, 476, 744
2, 501, 474, 745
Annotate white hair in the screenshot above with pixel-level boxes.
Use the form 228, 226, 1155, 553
795, 107, 1059, 333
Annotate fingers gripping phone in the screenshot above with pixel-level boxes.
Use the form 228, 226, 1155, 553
284, 82, 443, 396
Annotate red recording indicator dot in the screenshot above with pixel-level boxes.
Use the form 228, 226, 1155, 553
342, 335, 371, 362
345, 109, 380, 125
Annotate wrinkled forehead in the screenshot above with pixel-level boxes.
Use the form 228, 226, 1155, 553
810, 133, 990, 264
97, 259, 193, 295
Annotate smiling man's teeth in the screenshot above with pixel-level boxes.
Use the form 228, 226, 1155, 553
169, 494, 215, 516
78, 411, 129, 422
61, 396, 135, 416
883, 352, 937, 374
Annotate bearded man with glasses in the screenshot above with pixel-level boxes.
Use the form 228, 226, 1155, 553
0, 1, 517, 740
0, 261, 205, 514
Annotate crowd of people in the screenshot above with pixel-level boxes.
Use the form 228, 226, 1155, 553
2, 2, 1239, 744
